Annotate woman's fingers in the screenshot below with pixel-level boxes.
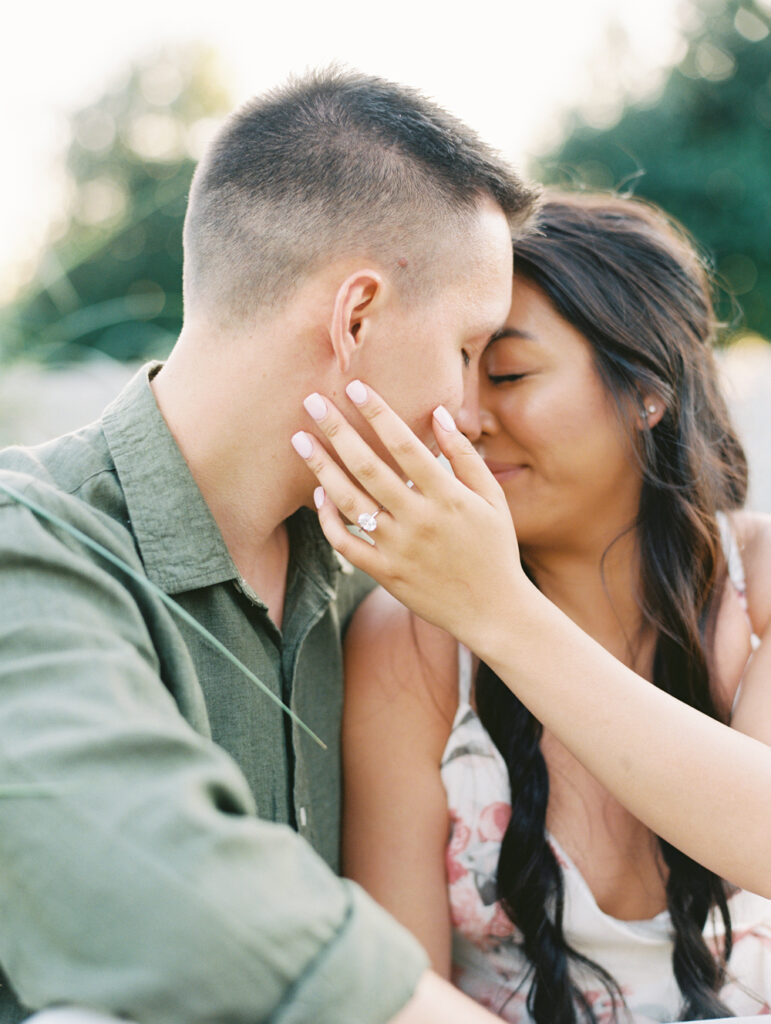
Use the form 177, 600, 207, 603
301, 389, 421, 514
430, 406, 505, 507
340, 383, 438, 493
340, 382, 502, 509
312, 487, 383, 574
296, 379, 506, 537
291, 428, 389, 532
301, 382, 449, 510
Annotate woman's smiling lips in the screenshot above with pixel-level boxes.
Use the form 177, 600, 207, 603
484, 459, 527, 482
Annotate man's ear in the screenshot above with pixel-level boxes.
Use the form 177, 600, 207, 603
635, 394, 666, 430
329, 270, 383, 373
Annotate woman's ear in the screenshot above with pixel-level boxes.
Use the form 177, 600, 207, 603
636, 395, 665, 430
329, 270, 383, 373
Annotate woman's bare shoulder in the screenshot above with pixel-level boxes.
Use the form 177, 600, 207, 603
344, 585, 460, 738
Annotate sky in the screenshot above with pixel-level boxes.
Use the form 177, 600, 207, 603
0, 0, 693, 302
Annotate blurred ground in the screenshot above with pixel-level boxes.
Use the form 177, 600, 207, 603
0, 340, 768, 511
0, 359, 142, 450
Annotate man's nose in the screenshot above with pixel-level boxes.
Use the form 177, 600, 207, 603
457, 389, 482, 443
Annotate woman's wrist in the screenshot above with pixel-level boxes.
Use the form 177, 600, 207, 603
459, 573, 548, 671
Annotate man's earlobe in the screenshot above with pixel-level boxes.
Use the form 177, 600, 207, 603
329, 271, 383, 373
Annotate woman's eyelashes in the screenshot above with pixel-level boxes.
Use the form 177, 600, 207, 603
487, 372, 526, 385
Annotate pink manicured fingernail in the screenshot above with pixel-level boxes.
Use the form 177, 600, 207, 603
433, 405, 456, 431
303, 393, 327, 421
291, 431, 313, 459
345, 380, 368, 405
313, 486, 325, 509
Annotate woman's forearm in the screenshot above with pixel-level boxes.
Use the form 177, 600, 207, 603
472, 586, 771, 897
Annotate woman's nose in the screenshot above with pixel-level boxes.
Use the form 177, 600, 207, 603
458, 399, 498, 444
459, 386, 498, 440
479, 406, 498, 437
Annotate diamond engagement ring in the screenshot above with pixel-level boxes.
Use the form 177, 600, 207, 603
357, 507, 382, 533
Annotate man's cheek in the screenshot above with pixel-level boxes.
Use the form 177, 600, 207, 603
410, 406, 442, 452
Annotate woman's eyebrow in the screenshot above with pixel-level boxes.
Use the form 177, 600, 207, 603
488, 326, 539, 344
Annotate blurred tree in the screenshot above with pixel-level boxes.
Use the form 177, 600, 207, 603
2, 44, 231, 364
533, 0, 771, 339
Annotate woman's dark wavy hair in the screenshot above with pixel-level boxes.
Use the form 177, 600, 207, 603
475, 191, 748, 1024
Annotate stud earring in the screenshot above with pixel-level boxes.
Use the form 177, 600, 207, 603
647, 404, 657, 415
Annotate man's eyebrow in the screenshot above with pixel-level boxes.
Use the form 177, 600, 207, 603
488, 326, 539, 344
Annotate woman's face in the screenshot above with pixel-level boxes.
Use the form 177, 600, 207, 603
472, 277, 644, 553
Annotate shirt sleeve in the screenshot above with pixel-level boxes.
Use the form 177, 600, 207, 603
0, 489, 429, 1024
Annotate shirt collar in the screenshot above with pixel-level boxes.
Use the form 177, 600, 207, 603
101, 362, 341, 598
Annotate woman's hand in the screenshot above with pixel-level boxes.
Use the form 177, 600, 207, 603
291, 381, 527, 648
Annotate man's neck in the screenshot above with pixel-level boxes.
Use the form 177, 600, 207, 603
149, 332, 318, 619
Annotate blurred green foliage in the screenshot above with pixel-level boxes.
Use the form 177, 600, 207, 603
1, 45, 231, 364
534, 0, 771, 338
3, 2, 769, 364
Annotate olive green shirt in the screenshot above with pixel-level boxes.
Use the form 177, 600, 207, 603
0, 364, 427, 1024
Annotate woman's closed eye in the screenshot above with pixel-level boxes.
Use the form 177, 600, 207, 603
487, 372, 526, 385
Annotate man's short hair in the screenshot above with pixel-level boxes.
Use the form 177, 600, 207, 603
182, 67, 538, 327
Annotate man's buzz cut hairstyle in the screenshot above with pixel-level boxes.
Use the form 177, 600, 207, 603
182, 67, 538, 327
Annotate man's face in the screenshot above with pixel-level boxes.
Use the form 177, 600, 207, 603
358, 199, 514, 451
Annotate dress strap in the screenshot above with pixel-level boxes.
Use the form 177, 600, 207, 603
457, 644, 474, 707
717, 511, 747, 596
716, 512, 761, 719
716, 511, 761, 652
